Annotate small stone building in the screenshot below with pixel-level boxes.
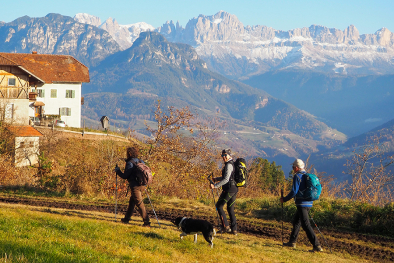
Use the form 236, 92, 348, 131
9, 126, 43, 167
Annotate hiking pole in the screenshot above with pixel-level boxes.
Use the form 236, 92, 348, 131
115, 165, 118, 222
145, 188, 161, 227
207, 174, 223, 229
281, 189, 284, 244
309, 212, 332, 253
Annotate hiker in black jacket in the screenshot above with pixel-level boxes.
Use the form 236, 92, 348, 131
210, 149, 238, 235
114, 147, 150, 227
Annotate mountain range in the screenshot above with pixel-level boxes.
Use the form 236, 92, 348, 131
74, 11, 394, 136
82, 31, 345, 158
74, 11, 394, 78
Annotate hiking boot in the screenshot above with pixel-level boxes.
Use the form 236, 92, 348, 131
120, 218, 130, 224
142, 223, 151, 228
231, 230, 238, 236
310, 246, 323, 252
218, 226, 231, 234
283, 242, 296, 248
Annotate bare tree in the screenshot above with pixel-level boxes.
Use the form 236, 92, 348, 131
343, 137, 394, 206
144, 100, 223, 198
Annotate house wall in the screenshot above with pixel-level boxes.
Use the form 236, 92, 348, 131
0, 67, 30, 125
1, 99, 30, 125
14, 136, 40, 167
0, 67, 29, 89
30, 83, 82, 128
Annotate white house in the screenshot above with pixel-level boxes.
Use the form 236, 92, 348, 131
0, 52, 90, 128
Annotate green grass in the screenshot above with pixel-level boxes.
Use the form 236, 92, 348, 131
2, 188, 394, 238
0, 203, 372, 263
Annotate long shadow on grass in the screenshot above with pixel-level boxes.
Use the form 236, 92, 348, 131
0, 242, 92, 263
135, 232, 164, 240
0, 186, 66, 198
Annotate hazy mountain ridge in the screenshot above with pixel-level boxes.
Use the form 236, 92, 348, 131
243, 70, 394, 137
309, 117, 394, 181
344, 118, 394, 148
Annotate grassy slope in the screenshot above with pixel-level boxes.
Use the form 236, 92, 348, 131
0, 203, 370, 263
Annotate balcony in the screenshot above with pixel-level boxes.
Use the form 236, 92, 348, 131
0, 87, 29, 99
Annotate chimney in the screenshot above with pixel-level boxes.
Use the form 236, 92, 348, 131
32, 51, 37, 54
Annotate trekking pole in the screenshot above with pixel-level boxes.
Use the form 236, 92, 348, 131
281, 189, 284, 244
115, 164, 118, 222
207, 174, 223, 229
309, 212, 332, 253
145, 188, 161, 227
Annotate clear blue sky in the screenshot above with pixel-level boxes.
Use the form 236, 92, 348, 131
2, 0, 393, 34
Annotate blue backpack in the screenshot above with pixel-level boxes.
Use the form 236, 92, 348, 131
295, 173, 322, 201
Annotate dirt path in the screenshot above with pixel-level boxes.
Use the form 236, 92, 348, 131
1, 196, 393, 262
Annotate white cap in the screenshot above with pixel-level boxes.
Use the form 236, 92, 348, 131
292, 159, 305, 170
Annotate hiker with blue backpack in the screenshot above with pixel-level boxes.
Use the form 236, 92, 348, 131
280, 159, 323, 252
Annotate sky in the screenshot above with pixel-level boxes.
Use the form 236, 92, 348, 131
2, 0, 393, 34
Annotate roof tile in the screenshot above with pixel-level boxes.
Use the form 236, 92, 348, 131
0, 53, 90, 84
8, 126, 43, 137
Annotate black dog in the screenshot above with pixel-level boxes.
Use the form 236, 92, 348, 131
172, 217, 216, 248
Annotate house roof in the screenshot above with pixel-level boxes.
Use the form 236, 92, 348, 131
0, 52, 90, 84
8, 126, 43, 137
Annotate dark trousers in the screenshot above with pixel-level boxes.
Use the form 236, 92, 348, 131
124, 185, 150, 225
216, 191, 237, 231
289, 206, 320, 247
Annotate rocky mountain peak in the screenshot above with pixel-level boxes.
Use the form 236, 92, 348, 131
100, 17, 120, 35
74, 13, 101, 27
376, 27, 393, 46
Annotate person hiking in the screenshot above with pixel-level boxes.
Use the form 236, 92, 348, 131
210, 149, 238, 235
280, 159, 323, 252
114, 147, 151, 228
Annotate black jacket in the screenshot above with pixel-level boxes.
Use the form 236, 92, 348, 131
115, 157, 143, 187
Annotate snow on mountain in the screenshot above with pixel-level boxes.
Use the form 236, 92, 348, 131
75, 11, 394, 78
74, 13, 155, 50
157, 11, 394, 78
73, 13, 101, 27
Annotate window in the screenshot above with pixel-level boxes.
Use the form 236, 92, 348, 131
51, 89, 57, 98
8, 78, 16, 86
5, 104, 14, 120
37, 89, 45, 98
66, 90, 75, 98
59, 107, 71, 116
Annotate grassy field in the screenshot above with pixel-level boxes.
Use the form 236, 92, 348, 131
0, 202, 372, 263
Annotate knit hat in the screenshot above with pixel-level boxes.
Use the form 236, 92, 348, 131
221, 149, 231, 156
292, 159, 305, 169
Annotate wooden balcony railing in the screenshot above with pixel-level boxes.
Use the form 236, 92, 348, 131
0, 87, 29, 99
